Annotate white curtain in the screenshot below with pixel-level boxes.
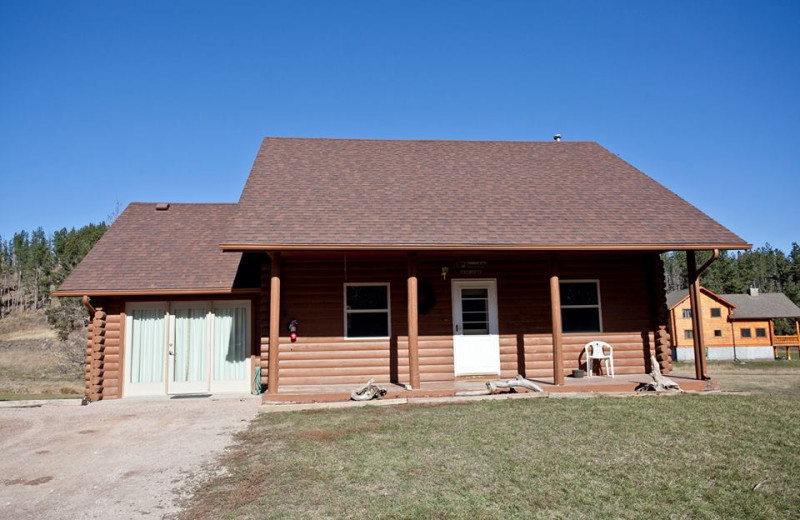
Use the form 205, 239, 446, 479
173, 307, 207, 382
214, 306, 247, 380
130, 309, 165, 384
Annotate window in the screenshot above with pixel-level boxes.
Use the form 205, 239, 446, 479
714, 329, 722, 337
711, 308, 721, 318
756, 328, 767, 338
345, 284, 390, 338
560, 281, 602, 333
682, 309, 692, 318
741, 328, 752, 338
684, 330, 694, 340
460, 288, 490, 335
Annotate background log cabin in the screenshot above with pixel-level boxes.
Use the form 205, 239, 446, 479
668, 286, 800, 361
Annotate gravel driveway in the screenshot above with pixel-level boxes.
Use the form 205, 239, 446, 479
0, 395, 259, 519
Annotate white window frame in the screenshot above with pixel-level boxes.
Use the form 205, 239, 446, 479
343, 283, 391, 339
559, 279, 603, 333
683, 309, 692, 319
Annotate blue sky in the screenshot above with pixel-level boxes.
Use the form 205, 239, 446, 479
1, 1, 798, 251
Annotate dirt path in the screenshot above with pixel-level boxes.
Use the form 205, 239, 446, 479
0, 396, 259, 519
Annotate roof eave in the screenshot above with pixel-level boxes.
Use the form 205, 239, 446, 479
219, 242, 752, 252
52, 288, 259, 298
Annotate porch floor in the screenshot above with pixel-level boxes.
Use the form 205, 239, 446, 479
262, 373, 717, 404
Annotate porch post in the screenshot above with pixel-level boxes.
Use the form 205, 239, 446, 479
769, 319, 776, 353
407, 253, 421, 389
267, 252, 281, 394
796, 319, 800, 354
549, 256, 564, 385
686, 251, 708, 380
796, 319, 800, 358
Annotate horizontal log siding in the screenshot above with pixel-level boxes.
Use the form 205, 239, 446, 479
274, 254, 657, 388
102, 299, 123, 399
499, 332, 653, 379
87, 297, 123, 401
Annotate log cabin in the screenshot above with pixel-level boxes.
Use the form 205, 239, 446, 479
668, 286, 800, 361
54, 137, 751, 401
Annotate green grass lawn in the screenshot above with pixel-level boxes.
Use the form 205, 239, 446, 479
181, 366, 800, 520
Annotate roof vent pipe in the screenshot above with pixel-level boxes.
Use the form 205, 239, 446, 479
748, 286, 759, 296
553, 134, 562, 142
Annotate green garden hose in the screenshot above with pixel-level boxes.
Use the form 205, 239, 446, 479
251, 366, 263, 395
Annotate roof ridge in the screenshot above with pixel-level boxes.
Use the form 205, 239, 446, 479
261, 136, 600, 144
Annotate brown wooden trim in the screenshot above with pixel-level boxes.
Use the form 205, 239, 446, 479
407, 253, 420, 389
549, 256, 564, 385
220, 242, 752, 252
267, 253, 281, 394
53, 288, 259, 297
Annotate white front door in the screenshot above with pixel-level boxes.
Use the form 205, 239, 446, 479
451, 279, 500, 376
168, 302, 211, 395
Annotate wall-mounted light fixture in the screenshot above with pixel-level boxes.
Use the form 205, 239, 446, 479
441, 266, 449, 280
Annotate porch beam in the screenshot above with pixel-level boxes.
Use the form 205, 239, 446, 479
407, 253, 421, 389
267, 252, 281, 394
687, 250, 713, 380
549, 257, 564, 385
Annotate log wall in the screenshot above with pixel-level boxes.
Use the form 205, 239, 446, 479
272, 253, 663, 389
85, 297, 123, 401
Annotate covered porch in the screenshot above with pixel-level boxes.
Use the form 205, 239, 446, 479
255, 249, 690, 401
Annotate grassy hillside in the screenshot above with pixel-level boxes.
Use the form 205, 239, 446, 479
0, 310, 83, 400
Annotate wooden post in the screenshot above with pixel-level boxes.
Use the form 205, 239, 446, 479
407, 253, 421, 390
769, 319, 776, 352
686, 251, 708, 380
796, 319, 800, 352
549, 256, 564, 385
267, 252, 281, 395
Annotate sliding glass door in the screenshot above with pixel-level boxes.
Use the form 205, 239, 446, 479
124, 300, 251, 397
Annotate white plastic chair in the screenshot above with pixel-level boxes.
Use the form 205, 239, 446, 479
584, 341, 614, 378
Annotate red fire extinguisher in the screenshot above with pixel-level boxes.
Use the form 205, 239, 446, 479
288, 319, 299, 342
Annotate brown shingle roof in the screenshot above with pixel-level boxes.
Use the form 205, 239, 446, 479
721, 293, 800, 320
224, 138, 749, 250
55, 203, 243, 295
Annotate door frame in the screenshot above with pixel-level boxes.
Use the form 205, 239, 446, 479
123, 300, 253, 397
451, 279, 500, 376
